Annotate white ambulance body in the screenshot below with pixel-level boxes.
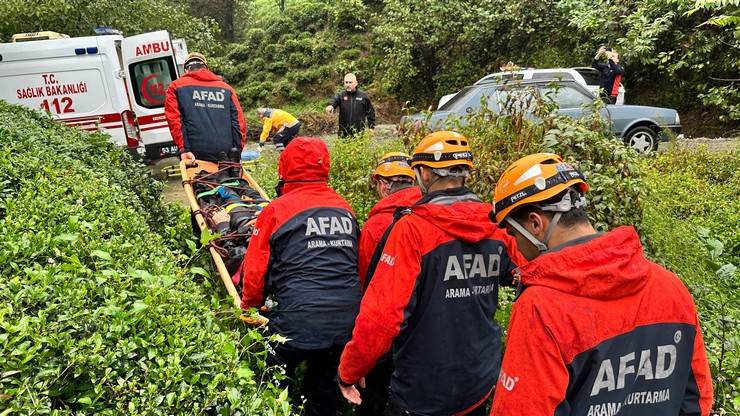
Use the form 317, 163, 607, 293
0, 30, 186, 162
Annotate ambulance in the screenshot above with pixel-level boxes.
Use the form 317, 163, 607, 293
0, 29, 187, 162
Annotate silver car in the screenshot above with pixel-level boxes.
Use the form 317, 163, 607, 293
405, 79, 682, 153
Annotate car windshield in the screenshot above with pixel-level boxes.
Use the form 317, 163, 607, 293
574, 68, 601, 86
438, 86, 477, 111
539, 85, 593, 108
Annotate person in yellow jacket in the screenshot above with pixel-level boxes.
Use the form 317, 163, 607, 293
257, 108, 302, 151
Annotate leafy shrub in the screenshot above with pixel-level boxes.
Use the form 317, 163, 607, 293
0, 0, 218, 51
249, 134, 406, 225
401, 94, 646, 232
332, 0, 369, 32
640, 146, 740, 413
226, 43, 252, 62
0, 103, 291, 414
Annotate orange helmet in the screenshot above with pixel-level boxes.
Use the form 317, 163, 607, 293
372, 152, 414, 180
184, 52, 208, 67
411, 131, 474, 170
492, 153, 588, 223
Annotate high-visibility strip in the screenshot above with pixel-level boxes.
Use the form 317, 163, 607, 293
493, 169, 586, 215
140, 123, 168, 132
60, 112, 121, 123
137, 113, 167, 125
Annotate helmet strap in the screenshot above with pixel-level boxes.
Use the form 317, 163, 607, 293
505, 217, 549, 252
415, 167, 442, 194
431, 167, 470, 178
505, 191, 584, 253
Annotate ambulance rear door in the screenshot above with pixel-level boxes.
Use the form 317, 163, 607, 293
120, 30, 180, 162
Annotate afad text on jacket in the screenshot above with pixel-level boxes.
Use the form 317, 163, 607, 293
491, 226, 713, 416
164, 68, 246, 161
240, 137, 361, 349
339, 187, 527, 415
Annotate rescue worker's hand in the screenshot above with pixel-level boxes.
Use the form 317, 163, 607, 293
180, 152, 196, 161
338, 377, 365, 405
325, 105, 334, 115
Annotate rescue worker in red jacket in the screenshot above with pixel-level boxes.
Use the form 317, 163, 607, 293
489, 153, 713, 416
164, 52, 246, 162
358, 152, 421, 289
356, 152, 421, 416
338, 131, 526, 416
240, 137, 361, 416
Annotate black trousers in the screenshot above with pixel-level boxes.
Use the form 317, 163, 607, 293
384, 396, 488, 416
267, 342, 343, 416
273, 122, 302, 148
356, 355, 394, 416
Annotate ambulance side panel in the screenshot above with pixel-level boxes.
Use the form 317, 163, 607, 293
0, 36, 129, 146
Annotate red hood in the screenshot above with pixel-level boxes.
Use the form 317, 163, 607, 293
368, 186, 422, 217
183, 68, 223, 83
278, 137, 330, 182
411, 189, 497, 243
521, 226, 650, 300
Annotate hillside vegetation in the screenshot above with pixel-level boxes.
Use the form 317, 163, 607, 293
0, 102, 291, 414
2, 0, 735, 134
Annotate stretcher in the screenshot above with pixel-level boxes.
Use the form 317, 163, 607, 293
180, 159, 269, 326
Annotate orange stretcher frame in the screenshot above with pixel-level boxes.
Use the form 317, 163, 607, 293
180, 159, 269, 326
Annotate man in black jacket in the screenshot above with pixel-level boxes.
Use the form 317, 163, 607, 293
325, 73, 376, 137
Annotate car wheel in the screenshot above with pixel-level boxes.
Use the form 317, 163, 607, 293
624, 126, 658, 153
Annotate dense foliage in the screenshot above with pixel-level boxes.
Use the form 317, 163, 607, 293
3, 0, 736, 133
372, 0, 739, 135
217, 0, 370, 109
0, 103, 291, 414
641, 146, 740, 413
0, 0, 218, 50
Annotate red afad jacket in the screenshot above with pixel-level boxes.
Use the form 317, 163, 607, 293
339, 188, 527, 415
491, 226, 713, 416
164, 69, 246, 160
358, 186, 421, 288
239, 138, 361, 349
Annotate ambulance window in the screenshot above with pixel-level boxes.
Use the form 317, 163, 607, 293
129, 57, 177, 108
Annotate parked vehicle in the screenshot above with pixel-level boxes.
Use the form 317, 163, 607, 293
437, 67, 626, 108
404, 79, 681, 153
0, 29, 188, 162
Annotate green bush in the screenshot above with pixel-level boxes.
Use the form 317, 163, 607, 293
0, 103, 291, 414
332, 0, 369, 32
249, 134, 406, 225
401, 95, 646, 232
286, 1, 332, 33
640, 146, 740, 413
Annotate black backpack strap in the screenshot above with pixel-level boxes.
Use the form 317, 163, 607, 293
364, 206, 412, 291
